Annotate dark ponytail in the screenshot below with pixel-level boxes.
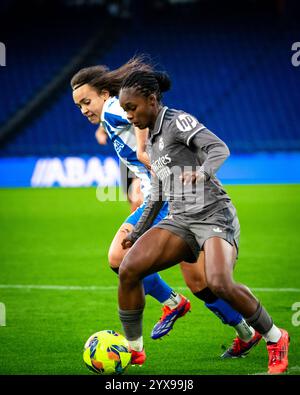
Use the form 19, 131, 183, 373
154, 71, 172, 93
121, 70, 171, 101
71, 55, 154, 96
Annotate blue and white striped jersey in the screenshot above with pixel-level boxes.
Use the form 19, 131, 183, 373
101, 96, 151, 198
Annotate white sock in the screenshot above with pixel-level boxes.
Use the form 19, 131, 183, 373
128, 336, 143, 352
262, 325, 282, 343
234, 319, 255, 342
162, 291, 182, 309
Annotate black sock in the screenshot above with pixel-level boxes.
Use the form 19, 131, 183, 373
111, 267, 119, 275
119, 308, 143, 341
245, 303, 273, 335
193, 287, 218, 304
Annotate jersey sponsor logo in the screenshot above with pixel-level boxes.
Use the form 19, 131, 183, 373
159, 137, 164, 151
175, 114, 197, 132
156, 166, 171, 181
151, 154, 172, 173
113, 140, 124, 153
152, 154, 172, 181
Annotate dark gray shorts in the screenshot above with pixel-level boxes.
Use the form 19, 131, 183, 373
154, 204, 240, 263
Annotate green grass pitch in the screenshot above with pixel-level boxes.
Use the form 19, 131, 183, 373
0, 185, 299, 375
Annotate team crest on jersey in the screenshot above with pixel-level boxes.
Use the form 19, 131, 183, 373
158, 137, 164, 151
176, 114, 197, 132
113, 140, 124, 154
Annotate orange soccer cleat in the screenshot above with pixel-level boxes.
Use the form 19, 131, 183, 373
151, 295, 191, 339
221, 331, 262, 358
267, 329, 290, 374
131, 348, 146, 366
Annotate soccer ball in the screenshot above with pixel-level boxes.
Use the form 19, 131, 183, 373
83, 330, 131, 375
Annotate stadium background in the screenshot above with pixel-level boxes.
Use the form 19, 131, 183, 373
0, 0, 300, 376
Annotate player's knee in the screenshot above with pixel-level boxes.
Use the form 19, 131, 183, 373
108, 250, 122, 269
118, 260, 141, 286
207, 275, 234, 300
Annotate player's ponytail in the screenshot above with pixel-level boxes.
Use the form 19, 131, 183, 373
71, 55, 154, 97
154, 71, 171, 93
121, 69, 171, 101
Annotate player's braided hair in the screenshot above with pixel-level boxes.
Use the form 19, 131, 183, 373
120, 70, 171, 101
70, 55, 154, 96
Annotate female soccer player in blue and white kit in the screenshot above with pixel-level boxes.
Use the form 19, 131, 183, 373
71, 57, 261, 365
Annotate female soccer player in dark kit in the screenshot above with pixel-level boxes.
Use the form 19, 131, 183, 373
71, 57, 261, 365
117, 68, 290, 374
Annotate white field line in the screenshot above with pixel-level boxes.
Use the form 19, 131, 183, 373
0, 284, 300, 292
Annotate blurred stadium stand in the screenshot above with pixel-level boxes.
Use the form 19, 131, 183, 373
0, 0, 299, 185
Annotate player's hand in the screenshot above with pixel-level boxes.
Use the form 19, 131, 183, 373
180, 170, 205, 185
95, 126, 108, 145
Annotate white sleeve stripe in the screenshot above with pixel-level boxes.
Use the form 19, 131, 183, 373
157, 107, 168, 133
186, 126, 206, 146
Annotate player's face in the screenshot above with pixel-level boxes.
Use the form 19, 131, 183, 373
119, 88, 158, 130
72, 84, 108, 124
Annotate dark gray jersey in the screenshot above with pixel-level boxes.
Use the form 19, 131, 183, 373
148, 107, 231, 216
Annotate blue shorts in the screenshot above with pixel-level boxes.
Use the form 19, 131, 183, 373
124, 201, 169, 227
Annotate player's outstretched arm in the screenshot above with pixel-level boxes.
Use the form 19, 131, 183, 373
121, 197, 165, 249
121, 177, 164, 249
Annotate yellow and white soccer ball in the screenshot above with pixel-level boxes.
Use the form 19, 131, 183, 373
83, 330, 131, 375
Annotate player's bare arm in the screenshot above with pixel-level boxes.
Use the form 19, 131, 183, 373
121, 198, 165, 249
134, 126, 151, 170
95, 124, 108, 145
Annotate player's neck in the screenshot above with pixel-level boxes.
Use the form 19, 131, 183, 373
149, 104, 163, 131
